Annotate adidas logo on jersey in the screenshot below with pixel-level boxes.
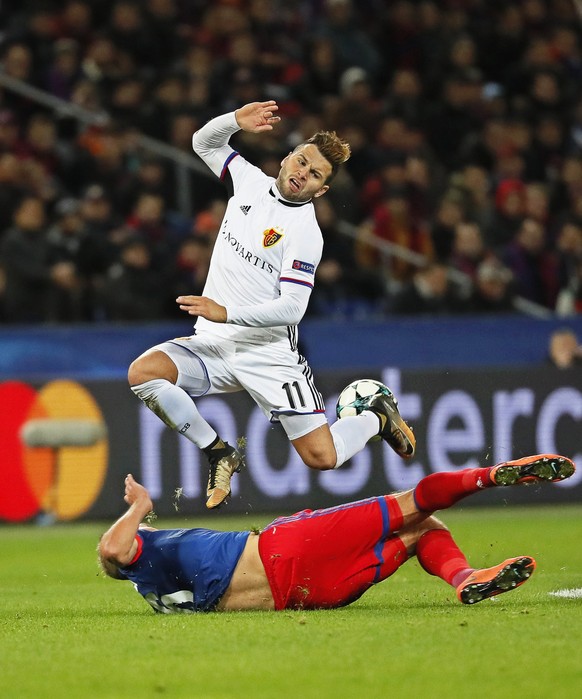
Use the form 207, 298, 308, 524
240, 205, 252, 215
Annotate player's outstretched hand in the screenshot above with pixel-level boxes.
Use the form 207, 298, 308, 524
176, 295, 227, 323
235, 100, 281, 133
124, 474, 153, 512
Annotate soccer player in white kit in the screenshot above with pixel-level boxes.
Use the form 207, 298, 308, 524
128, 101, 415, 508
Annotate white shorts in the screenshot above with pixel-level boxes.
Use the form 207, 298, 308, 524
152, 333, 328, 441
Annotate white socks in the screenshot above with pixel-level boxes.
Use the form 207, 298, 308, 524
131, 379, 217, 448
331, 411, 379, 468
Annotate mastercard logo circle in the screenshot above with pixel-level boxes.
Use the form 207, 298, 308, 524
0, 380, 108, 522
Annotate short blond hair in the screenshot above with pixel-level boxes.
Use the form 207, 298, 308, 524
304, 131, 351, 182
97, 538, 125, 580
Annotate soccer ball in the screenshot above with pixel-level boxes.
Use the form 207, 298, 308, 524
336, 379, 393, 419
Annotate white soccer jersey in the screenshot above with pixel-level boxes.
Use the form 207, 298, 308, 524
191, 112, 322, 344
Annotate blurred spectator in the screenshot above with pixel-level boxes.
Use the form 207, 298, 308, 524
390, 262, 465, 316
526, 70, 567, 121
210, 31, 267, 113
555, 219, 582, 290
547, 327, 582, 368
460, 118, 511, 173
100, 237, 166, 321
192, 198, 227, 243
374, 116, 408, 168
330, 66, 380, 133
550, 155, 582, 217
43, 38, 82, 101
124, 192, 181, 270
503, 217, 559, 309
107, 76, 148, 130
11, 3, 59, 74
456, 164, 493, 231
115, 156, 172, 217
167, 110, 226, 212
336, 124, 377, 197
108, 1, 155, 68
466, 258, 515, 314
59, 1, 94, 45
359, 186, 433, 283
144, 0, 186, 72
0, 196, 78, 322
75, 125, 131, 199
295, 37, 342, 113
426, 72, 482, 171
314, 0, 381, 77
382, 69, 426, 126
528, 114, 567, 181
360, 150, 407, 215
46, 197, 87, 320
551, 24, 582, 85
1, 40, 33, 84
486, 179, 526, 251
523, 182, 551, 227
76, 184, 126, 310
482, 6, 527, 84
567, 97, 582, 152
171, 235, 212, 313
0, 42, 37, 117
556, 257, 582, 317
180, 44, 213, 86
0, 109, 21, 154
309, 198, 385, 318
81, 33, 134, 92
449, 221, 490, 280
430, 193, 466, 262
15, 113, 68, 187
0, 153, 27, 233
403, 154, 438, 227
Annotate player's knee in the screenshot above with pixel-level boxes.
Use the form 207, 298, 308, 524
414, 516, 448, 542
400, 516, 448, 554
302, 448, 337, 471
128, 351, 177, 386
127, 356, 153, 386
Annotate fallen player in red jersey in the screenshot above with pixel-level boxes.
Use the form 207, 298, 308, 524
98, 454, 575, 613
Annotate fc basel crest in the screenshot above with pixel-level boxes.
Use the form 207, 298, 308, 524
262, 228, 283, 248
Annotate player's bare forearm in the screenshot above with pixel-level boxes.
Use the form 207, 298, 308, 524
176, 295, 227, 322
99, 475, 153, 566
234, 101, 281, 133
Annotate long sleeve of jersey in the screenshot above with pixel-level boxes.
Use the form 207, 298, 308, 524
226, 280, 312, 327
192, 112, 241, 176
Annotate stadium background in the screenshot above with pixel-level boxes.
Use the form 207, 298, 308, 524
1, 1, 582, 522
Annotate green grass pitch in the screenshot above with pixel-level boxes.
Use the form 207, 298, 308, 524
2, 504, 582, 699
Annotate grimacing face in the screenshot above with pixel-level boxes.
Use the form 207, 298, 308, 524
275, 144, 332, 202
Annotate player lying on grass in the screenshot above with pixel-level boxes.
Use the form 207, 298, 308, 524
98, 454, 575, 613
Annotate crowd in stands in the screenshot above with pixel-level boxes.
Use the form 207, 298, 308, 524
1, 0, 582, 324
